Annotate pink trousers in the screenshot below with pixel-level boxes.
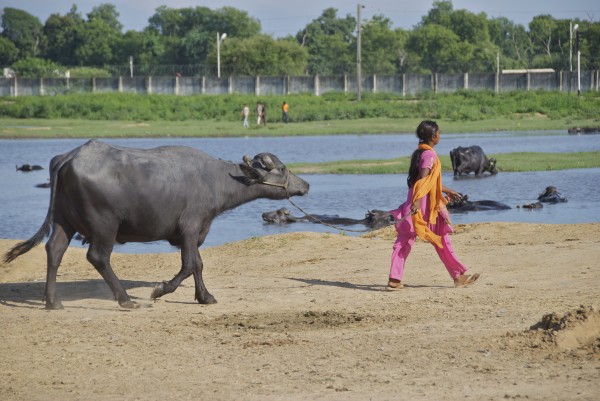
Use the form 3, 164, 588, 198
389, 205, 468, 281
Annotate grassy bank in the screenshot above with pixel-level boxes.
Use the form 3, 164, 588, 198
289, 151, 600, 174
0, 90, 598, 139
0, 116, 597, 139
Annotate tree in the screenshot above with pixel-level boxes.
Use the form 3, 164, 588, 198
529, 15, 557, 59
449, 9, 489, 44
361, 15, 407, 75
297, 8, 356, 75
1, 8, 43, 58
42, 10, 83, 66
0, 36, 18, 65
147, 6, 261, 66
217, 35, 308, 76
117, 30, 164, 69
488, 17, 529, 68
406, 24, 467, 73
11, 56, 62, 77
584, 22, 600, 69
75, 18, 121, 65
420, 0, 453, 27
87, 3, 123, 32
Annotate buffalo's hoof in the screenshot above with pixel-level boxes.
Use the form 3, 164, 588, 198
45, 300, 64, 310
119, 300, 140, 309
150, 282, 167, 300
196, 294, 217, 305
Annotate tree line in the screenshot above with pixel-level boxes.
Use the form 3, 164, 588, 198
1, 1, 599, 78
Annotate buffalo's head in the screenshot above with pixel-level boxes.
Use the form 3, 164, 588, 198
240, 153, 309, 198
262, 207, 292, 223
365, 210, 394, 229
487, 158, 498, 174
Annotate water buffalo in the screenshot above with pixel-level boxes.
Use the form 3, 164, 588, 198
35, 180, 51, 188
449, 146, 497, 177
3, 140, 309, 309
262, 207, 393, 229
446, 194, 511, 212
518, 186, 567, 209
537, 186, 567, 203
16, 164, 43, 172
520, 202, 543, 209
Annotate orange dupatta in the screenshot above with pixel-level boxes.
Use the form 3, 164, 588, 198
411, 144, 448, 248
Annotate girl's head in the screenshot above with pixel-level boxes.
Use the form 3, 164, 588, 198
416, 120, 440, 144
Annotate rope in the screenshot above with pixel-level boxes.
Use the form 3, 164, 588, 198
285, 197, 413, 233
260, 169, 412, 233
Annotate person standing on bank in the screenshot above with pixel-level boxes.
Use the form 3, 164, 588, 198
387, 120, 480, 290
260, 102, 267, 126
282, 101, 289, 123
242, 104, 250, 128
256, 102, 263, 126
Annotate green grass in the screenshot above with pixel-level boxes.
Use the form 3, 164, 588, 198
1, 116, 598, 139
289, 151, 600, 174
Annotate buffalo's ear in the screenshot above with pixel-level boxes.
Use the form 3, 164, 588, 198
240, 164, 267, 184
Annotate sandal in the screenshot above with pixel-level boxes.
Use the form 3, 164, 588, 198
386, 280, 405, 291
454, 273, 480, 288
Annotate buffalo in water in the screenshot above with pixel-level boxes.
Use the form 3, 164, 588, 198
519, 186, 567, 209
16, 164, 43, 172
446, 194, 511, 212
449, 146, 497, 177
537, 186, 567, 203
262, 207, 393, 229
3, 140, 309, 309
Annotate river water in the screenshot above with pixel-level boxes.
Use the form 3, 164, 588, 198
1, 131, 599, 253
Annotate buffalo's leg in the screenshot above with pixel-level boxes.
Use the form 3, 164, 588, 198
150, 235, 195, 300
192, 249, 216, 304
43, 223, 74, 310
86, 237, 136, 309
151, 234, 216, 304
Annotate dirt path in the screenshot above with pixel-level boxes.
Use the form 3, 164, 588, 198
1, 222, 599, 400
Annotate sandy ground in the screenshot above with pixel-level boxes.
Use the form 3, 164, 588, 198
1, 222, 599, 401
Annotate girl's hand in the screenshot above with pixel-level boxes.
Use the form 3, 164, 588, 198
443, 187, 461, 201
411, 200, 421, 214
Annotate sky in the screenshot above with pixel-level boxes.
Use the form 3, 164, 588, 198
1, 0, 598, 37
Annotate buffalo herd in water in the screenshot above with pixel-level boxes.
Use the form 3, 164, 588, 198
17, 144, 568, 231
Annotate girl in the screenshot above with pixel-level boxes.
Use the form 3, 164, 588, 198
387, 120, 480, 290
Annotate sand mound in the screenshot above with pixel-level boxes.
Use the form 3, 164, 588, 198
529, 305, 600, 354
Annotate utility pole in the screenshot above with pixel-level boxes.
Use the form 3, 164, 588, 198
576, 30, 582, 96
569, 21, 573, 73
217, 32, 227, 78
356, 4, 364, 101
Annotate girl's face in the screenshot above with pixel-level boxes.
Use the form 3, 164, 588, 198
432, 129, 441, 146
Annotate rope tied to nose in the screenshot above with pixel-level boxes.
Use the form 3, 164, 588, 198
258, 164, 411, 233
285, 197, 414, 233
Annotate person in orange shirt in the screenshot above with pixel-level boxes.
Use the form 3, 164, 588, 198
387, 120, 480, 290
282, 101, 289, 123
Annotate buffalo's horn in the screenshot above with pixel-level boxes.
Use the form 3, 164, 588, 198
243, 155, 253, 167
261, 154, 275, 171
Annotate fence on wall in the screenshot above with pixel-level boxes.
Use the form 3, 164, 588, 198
0, 70, 598, 97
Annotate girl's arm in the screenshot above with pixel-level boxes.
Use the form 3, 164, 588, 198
411, 167, 431, 213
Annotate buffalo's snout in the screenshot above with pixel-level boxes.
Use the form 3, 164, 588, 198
290, 175, 310, 196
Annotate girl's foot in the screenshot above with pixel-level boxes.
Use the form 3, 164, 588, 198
454, 273, 480, 287
386, 279, 404, 291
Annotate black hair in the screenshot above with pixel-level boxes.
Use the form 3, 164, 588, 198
407, 120, 439, 188
416, 120, 439, 143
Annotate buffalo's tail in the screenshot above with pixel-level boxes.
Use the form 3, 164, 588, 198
3, 151, 72, 264
3, 214, 52, 263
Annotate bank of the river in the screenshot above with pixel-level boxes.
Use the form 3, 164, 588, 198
289, 151, 600, 174
0, 116, 598, 139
